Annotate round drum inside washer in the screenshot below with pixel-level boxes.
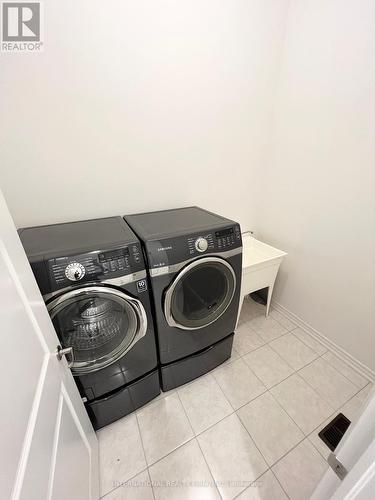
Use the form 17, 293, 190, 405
49, 288, 140, 374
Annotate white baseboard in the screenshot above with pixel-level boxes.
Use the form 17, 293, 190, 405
272, 301, 375, 383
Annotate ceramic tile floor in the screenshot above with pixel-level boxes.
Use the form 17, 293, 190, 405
98, 298, 373, 500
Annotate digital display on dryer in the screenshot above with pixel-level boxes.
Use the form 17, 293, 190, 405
215, 227, 234, 238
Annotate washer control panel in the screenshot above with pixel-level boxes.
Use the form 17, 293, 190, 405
65, 262, 86, 281
98, 247, 130, 273
47, 244, 144, 290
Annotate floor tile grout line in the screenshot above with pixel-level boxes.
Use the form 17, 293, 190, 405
236, 410, 277, 471
239, 310, 290, 338
140, 395, 196, 470
177, 372, 234, 433
269, 316, 300, 335
133, 412, 156, 500
236, 386, 269, 411
269, 356, 342, 439
227, 412, 273, 497
97, 413, 151, 499
268, 434, 307, 470
291, 328, 328, 355
227, 342, 327, 434
207, 368, 239, 413
321, 352, 370, 389
99, 465, 149, 499
134, 413, 148, 465
195, 438, 224, 500
213, 355, 268, 402
262, 391, 309, 441
269, 468, 292, 500
241, 298, 296, 333
234, 395, 301, 500
238, 311, 322, 356
234, 385, 309, 472
306, 352, 368, 388
242, 355, 330, 441
306, 436, 330, 462
258, 329, 290, 345
266, 337, 320, 372
265, 389, 307, 442
240, 300, 315, 339
294, 355, 363, 410
175, 390, 223, 499
235, 326, 293, 358
146, 468, 156, 500
231, 467, 292, 500
238, 337, 319, 369
178, 382, 240, 438
241, 349, 326, 398
236, 403, 270, 462
268, 435, 330, 497
145, 435, 197, 471
138, 390, 237, 476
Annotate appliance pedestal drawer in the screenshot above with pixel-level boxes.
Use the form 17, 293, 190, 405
160, 333, 234, 391
86, 369, 160, 430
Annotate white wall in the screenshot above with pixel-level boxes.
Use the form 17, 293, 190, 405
258, 0, 375, 370
2, 0, 374, 371
0, 0, 288, 229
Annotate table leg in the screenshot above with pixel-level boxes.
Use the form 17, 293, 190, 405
266, 284, 274, 317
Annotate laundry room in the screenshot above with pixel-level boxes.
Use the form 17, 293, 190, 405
1, 1, 375, 500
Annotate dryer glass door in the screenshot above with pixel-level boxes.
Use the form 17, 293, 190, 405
48, 286, 147, 374
165, 257, 236, 330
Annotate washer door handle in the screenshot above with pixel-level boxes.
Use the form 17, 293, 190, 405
56, 345, 74, 368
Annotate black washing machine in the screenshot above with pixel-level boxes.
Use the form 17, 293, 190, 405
19, 217, 160, 429
124, 206, 242, 390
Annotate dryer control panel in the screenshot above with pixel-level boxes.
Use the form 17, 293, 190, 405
187, 225, 241, 257
47, 244, 144, 290
146, 224, 242, 269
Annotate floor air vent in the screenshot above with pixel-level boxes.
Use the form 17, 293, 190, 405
318, 413, 351, 451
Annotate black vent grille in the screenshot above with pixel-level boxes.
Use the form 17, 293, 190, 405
318, 413, 351, 451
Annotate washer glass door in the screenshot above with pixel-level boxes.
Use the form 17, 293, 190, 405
165, 257, 236, 330
48, 286, 146, 374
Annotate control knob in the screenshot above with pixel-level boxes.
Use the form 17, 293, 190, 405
195, 237, 208, 253
65, 262, 86, 281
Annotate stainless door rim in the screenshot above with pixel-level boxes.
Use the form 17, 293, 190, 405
150, 247, 242, 277
47, 285, 148, 374
164, 256, 236, 331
